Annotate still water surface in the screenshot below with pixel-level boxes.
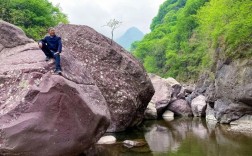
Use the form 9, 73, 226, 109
89, 118, 252, 156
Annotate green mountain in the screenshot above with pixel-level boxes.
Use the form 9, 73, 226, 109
132, 0, 252, 81
116, 27, 144, 51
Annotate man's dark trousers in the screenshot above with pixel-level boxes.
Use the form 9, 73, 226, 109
41, 42, 62, 71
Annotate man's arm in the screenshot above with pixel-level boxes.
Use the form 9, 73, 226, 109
57, 37, 62, 53
38, 37, 47, 48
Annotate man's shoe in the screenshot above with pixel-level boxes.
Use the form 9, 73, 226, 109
54, 70, 62, 75
45, 57, 50, 61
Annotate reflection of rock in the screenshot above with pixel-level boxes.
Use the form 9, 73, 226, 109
87, 118, 252, 155
145, 125, 179, 153
85, 142, 151, 156
191, 95, 207, 117
191, 118, 208, 139
84, 144, 121, 156
167, 99, 193, 117
97, 136, 116, 144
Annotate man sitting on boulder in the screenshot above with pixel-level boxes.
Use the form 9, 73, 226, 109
38, 27, 62, 74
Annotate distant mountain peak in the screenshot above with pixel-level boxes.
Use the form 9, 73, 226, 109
116, 27, 144, 51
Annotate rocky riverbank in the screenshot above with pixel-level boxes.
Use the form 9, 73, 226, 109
144, 72, 252, 133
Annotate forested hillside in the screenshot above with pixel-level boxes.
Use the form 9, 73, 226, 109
0, 0, 68, 40
132, 0, 252, 81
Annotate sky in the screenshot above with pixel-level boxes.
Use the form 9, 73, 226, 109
48, 0, 166, 38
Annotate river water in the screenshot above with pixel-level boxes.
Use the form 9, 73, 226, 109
86, 118, 252, 156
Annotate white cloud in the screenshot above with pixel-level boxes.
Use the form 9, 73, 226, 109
49, 0, 165, 38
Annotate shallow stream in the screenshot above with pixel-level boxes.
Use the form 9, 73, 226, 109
87, 118, 252, 156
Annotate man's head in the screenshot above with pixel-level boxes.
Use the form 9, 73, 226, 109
48, 27, 56, 36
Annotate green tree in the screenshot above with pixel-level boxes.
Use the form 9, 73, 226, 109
0, 0, 68, 40
197, 0, 252, 59
133, 0, 252, 82
133, 0, 208, 81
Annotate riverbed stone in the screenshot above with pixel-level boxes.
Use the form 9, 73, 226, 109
144, 101, 157, 119
167, 99, 193, 117
147, 74, 181, 118
191, 95, 207, 117
123, 139, 146, 148
162, 110, 174, 121
97, 136, 116, 144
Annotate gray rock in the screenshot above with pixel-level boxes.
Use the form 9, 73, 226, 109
0, 20, 33, 48
214, 98, 252, 123
144, 101, 157, 119
147, 74, 180, 118
167, 99, 193, 117
229, 115, 252, 133
206, 104, 217, 121
195, 58, 252, 126
156, 99, 170, 118
191, 95, 207, 117
211, 59, 252, 123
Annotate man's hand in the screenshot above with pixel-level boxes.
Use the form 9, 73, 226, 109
54, 52, 60, 55
38, 42, 43, 48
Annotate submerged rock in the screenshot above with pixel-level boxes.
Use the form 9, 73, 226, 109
162, 110, 174, 120
97, 136, 117, 144
123, 139, 146, 148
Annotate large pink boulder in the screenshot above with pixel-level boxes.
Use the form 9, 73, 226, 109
0, 21, 110, 156
56, 24, 154, 132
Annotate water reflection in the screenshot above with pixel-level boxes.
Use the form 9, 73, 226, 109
84, 118, 252, 156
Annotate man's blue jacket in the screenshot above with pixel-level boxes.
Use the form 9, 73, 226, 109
40, 35, 62, 53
